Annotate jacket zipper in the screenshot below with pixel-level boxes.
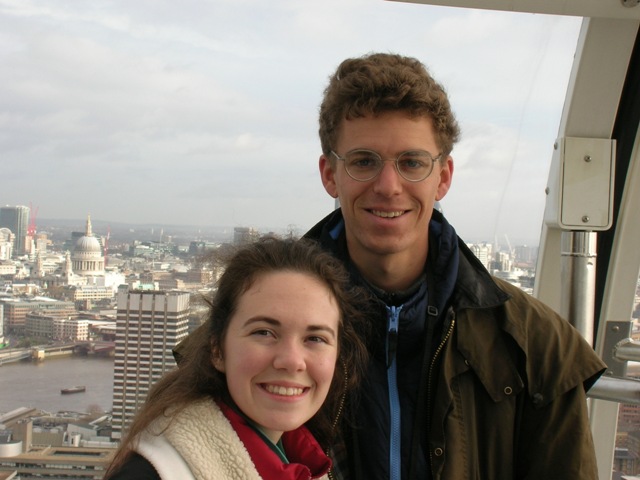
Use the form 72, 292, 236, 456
426, 309, 456, 473
386, 305, 402, 480
326, 362, 348, 480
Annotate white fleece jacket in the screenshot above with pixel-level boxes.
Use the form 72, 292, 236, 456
135, 399, 263, 480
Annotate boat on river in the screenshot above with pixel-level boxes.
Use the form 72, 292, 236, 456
60, 386, 86, 395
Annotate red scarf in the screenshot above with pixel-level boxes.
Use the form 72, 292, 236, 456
218, 402, 331, 480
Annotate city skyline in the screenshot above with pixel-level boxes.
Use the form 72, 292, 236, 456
16, 211, 538, 248
1, 1, 582, 246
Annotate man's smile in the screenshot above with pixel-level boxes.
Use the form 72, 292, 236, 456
370, 210, 406, 218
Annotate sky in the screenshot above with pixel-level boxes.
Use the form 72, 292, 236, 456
0, 0, 583, 245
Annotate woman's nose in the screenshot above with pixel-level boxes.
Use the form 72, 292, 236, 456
272, 341, 306, 372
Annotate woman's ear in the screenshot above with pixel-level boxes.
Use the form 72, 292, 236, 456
211, 345, 225, 373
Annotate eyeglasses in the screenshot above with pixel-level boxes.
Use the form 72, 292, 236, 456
330, 149, 442, 182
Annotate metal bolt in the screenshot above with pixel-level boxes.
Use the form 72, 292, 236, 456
612, 325, 620, 332
582, 215, 590, 223
584, 155, 592, 162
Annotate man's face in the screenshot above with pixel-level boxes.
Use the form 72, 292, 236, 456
319, 111, 453, 263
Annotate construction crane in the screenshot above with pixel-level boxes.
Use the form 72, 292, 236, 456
27, 202, 38, 237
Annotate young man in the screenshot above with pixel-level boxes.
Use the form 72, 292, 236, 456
175, 53, 606, 479
303, 53, 606, 479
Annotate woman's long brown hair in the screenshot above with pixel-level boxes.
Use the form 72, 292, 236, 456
104, 237, 369, 477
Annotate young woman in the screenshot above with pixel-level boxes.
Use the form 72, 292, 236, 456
104, 237, 369, 480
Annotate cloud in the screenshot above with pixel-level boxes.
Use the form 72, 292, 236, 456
0, 0, 583, 243
444, 120, 553, 243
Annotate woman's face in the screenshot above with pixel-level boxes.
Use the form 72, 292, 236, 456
213, 270, 340, 443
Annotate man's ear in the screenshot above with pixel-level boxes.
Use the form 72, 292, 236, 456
319, 154, 339, 199
435, 155, 454, 201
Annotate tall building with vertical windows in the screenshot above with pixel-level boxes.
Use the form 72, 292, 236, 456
233, 226, 259, 245
468, 242, 493, 270
0, 205, 29, 256
0, 228, 14, 260
111, 288, 190, 439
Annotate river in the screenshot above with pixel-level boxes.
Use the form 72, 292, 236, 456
0, 355, 114, 415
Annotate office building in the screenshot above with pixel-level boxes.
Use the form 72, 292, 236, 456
0, 297, 76, 334
0, 206, 29, 256
0, 228, 13, 261
111, 288, 190, 439
468, 242, 493, 270
25, 312, 89, 342
0, 409, 114, 478
233, 226, 259, 245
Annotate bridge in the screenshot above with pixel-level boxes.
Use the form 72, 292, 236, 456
0, 341, 115, 365
0, 347, 32, 365
72, 341, 115, 356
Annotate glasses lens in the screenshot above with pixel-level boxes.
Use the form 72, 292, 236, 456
344, 150, 382, 181
397, 151, 434, 181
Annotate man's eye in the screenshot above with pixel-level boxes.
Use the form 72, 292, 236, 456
399, 156, 428, 169
348, 153, 379, 168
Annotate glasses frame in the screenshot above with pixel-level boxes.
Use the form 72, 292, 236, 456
330, 149, 443, 182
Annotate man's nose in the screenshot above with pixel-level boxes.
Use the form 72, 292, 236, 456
372, 161, 403, 196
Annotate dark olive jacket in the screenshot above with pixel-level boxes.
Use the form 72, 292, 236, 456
306, 209, 606, 480
432, 274, 605, 479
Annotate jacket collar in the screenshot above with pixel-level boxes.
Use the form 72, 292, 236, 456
450, 226, 523, 403
454, 237, 511, 309
306, 208, 510, 309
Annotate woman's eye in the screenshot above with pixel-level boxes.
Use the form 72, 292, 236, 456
251, 329, 273, 337
307, 335, 328, 344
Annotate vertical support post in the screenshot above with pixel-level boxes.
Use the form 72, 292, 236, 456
560, 231, 598, 345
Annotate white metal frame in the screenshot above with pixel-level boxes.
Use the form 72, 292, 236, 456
389, 0, 640, 20
534, 15, 639, 480
590, 124, 640, 479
